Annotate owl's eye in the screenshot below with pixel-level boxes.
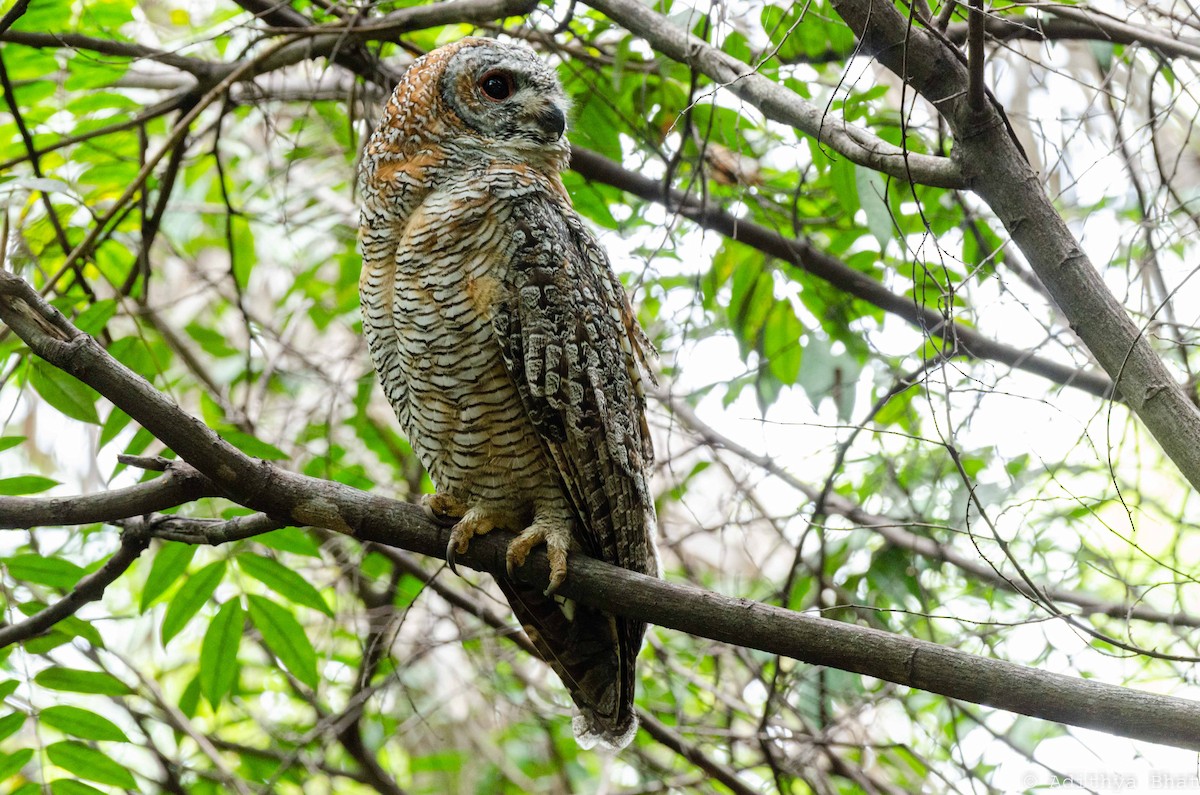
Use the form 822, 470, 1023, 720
479, 70, 515, 102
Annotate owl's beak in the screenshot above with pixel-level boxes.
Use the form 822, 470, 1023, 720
536, 104, 567, 140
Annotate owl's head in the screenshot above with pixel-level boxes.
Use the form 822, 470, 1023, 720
438, 38, 570, 154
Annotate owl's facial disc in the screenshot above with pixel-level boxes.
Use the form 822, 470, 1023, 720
443, 40, 571, 148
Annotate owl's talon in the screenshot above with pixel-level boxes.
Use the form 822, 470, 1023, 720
507, 521, 571, 596
443, 510, 494, 578
544, 566, 567, 597
422, 492, 467, 527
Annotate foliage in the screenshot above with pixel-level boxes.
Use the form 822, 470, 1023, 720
1, 0, 1199, 792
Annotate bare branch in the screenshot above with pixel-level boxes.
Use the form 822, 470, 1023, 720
1008, 1, 1200, 61
637, 713, 762, 795
946, 13, 1200, 54
0, 31, 218, 77
662, 393, 1200, 630
118, 512, 284, 546
966, 0, 986, 112
0, 0, 31, 35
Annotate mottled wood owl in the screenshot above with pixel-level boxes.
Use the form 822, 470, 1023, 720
358, 37, 658, 749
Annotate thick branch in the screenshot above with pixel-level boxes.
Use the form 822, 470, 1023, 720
829, 0, 1200, 493
582, 0, 963, 189
228, 0, 539, 86
570, 147, 1116, 400
2, 271, 1200, 751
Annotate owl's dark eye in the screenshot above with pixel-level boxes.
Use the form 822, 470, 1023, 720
479, 70, 515, 102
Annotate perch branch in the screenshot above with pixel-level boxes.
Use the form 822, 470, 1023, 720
2, 269, 1200, 751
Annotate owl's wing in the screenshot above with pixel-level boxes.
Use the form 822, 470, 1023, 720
489, 190, 657, 748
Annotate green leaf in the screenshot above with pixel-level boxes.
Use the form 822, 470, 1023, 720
200, 599, 243, 707
237, 553, 332, 616
3, 555, 85, 589
34, 668, 132, 696
37, 614, 104, 650
855, 165, 892, 250
0, 712, 25, 742
256, 527, 321, 558
80, 0, 135, 29
98, 407, 132, 450
0, 437, 25, 453
247, 594, 318, 689
393, 574, 427, 609
0, 476, 58, 495
73, 300, 117, 335
764, 302, 803, 385
40, 706, 128, 742
140, 541, 197, 612
50, 781, 106, 795
221, 430, 288, 461
161, 560, 226, 644
8, 0, 70, 31
178, 675, 201, 720
829, 159, 860, 215
185, 323, 239, 358
29, 360, 101, 425
107, 337, 160, 380
0, 748, 33, 781
46, 741, 137, 789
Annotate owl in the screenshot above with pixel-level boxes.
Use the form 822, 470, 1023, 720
358, 37, 659, 749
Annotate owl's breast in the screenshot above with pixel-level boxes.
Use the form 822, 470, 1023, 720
373, 184, 556, 507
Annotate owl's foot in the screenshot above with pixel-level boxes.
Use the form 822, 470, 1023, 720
506, 520, 571, 596
421, 492, 468, 526
445, 507, 496, 576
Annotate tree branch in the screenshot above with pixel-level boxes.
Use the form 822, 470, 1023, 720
1006, 1, 1200, 61
3, 269, 1200, 751
662, 392, 1200, 630
966, 0, 986, 112
581, 0, 964, 189
945, 13, 1200, 56
828, 0, 1200, 494
570, 146, 1117, 401
0, 459, 216, 529
0, 527, 149, 649
227, 0, 540, 87
0, 31, 218, 77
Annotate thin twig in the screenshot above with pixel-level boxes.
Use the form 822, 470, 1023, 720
0, 528, 150, 649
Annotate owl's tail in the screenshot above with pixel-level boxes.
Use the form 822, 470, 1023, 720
499, 580, 642, 749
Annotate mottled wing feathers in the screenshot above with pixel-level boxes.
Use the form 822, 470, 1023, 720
490, 192, 656, 745
493, 194, 654, 570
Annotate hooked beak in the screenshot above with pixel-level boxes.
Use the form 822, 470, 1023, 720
536, 104, 567, 140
